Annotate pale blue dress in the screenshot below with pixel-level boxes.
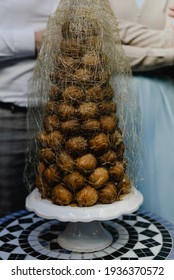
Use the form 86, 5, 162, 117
132, 0, 174, 224
134, 73, 174, 224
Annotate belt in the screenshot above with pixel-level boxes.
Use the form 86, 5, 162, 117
0, 102, 27, 113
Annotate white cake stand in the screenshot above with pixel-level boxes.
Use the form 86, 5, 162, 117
26, 187, 143, 253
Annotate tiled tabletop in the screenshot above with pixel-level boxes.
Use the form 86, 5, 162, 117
0, 209, 174, 260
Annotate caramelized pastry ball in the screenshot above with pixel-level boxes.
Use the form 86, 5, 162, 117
89, 133, 109, 153
61, 119, 80, 134
48, 85, 62, 101
100, 115, 118, 133
109, 162, 125, 180
76, 153, 97, 172
76, 17, 100, 37
57, 103, 75, 120
62, 17, 100, 39
43, 114, 60, 133
43, 164, 60, 185
55, 55, 78, 70
60, 38, 82, 57
118, 174, 131, 195
82, 119, 100, 134
99, 182, 118, 204
66, 136, 88, 155
74, 68, 91, 83
50, 70, 71, 85
85, 36, 102, 51
89, 167, 109, 188
82, 52, 100, 68
35, 175, 51, 199
76, 185, 99, 206
103, 85, 114, 100
85, 85, 104, 102
63, 171, 85, 191
93, 70, 109, 83
110, 130, 123, 146
48, 131, 64, 148
35, 175, 44, 193
98, 150, 117, 166
56, 151, 74, 173
46, 101, 59, 114
37, 161, 45, 175
77, 102, 98, 119
98, 102, 117, 115
52, 184, 73, 206
37, 132, 49, 147
116, 142, 125, 159
63, 86, 84, 102
39, 148, 55, 164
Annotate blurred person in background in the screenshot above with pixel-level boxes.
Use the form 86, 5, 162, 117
0, 0, 59, 217
108, 0, 174, 223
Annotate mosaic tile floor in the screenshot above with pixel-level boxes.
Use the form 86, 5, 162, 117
0, 210, 174, 260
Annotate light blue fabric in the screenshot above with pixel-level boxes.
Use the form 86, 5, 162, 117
135, 0, 144, 7
134, 73, 174, 224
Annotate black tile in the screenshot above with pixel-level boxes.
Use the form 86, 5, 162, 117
102, 254, 115, 260
50, 242, 62, 250
140, 229, 159, 237
8, 254, 26, 260
124, 243, 135, 249
156, 251, 169, 258
30, 251, 41, 257
111, 251, 122, 258
19, 241, 33, 249
153, 223, 165, 229
121, 257, 138, 260
122, 215, 137, 221
0, 226, 4, 232
134, 248, 154, 258
37, 254, 49, 260
134, 221, 151, 228
50, 224, 66, 231
161, 232, 172, 237
19, 231, 31, 237
160, 247, 171, 254
19, 218, 33, 224
117, 247, 129, 254
162, 237, 172, 242
23, 247, 35, 254
7, 225, 23, 232
141, 239, 161, 248
163, 242, 172, 248
0, 244, 17, 253
0, 233, 16, 242
153, 256, 166, 260
39, 233, 57, 242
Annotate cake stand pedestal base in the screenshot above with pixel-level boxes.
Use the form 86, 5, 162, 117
58, 221, 113, 252
26, 187, 143, 253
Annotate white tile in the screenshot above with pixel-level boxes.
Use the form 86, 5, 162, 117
150, 245, 161, 256
70, 253, 82, 259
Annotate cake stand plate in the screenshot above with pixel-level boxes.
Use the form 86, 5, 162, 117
26, 187, 143, 252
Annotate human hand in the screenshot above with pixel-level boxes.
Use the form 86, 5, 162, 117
168, 5, 174, 18
35, 30, 45, 55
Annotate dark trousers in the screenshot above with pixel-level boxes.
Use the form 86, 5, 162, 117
0, 107, 28, 217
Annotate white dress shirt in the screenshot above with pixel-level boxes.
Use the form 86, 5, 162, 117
0, 0, 59, 107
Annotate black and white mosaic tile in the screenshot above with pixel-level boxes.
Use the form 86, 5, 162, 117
0, 210, 174, 260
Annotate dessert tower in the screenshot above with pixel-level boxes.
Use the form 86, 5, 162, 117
25, 0, 141, 207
